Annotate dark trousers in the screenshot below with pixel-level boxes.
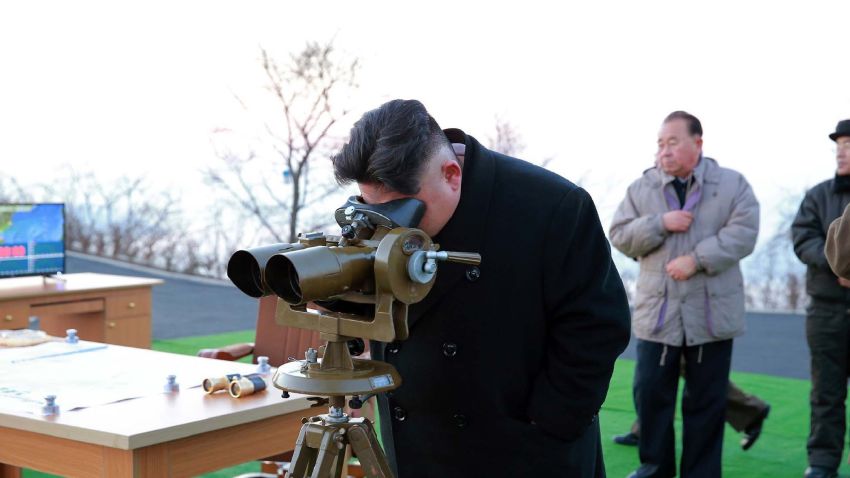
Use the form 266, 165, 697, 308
630, 378, 768, 436
726, 381, 769, 432
633, 339, 732, 478
806, 300, 850, 470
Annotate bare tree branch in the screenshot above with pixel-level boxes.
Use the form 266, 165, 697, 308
206, 40, 359, 244
487, 116, 526, 157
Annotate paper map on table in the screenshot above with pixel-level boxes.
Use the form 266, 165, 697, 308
0, 341, 240, 415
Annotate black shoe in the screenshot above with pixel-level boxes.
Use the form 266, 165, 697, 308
741, 404, 770, 451
625, 467, 656, 478
804, 466, 838, 478
613, 431, 639, 446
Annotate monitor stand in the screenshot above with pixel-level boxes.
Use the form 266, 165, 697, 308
43, 272, 67, 285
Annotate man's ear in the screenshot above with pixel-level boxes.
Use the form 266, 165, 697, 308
694, 136, 704, 150
442, 159, 462, 191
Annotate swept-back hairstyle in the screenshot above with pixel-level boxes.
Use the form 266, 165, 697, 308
332, 99, 451, 195
664, 110, 703, 137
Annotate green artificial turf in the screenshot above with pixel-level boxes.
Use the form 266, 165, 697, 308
21, 331, 837, 477
601, 359, 816, 478
152, 330, 257, 361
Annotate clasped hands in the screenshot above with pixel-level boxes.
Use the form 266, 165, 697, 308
663, 210, 698, 281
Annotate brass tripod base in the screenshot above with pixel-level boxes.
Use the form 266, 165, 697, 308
273, 358, 400, 396
286, 415, 393, 478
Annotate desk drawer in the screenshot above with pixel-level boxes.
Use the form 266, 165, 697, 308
106, 290, 151, 319
104, 315, 151, 348
0, 301, 30, 328
31, 299, 104, 317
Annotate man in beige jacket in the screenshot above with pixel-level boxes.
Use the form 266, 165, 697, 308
610, 111, 760, 478
826, 203, 850, 279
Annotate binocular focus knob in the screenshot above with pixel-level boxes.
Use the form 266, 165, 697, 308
407, 250, 483, 284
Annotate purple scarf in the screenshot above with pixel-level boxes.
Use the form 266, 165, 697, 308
654, 181, 714, 337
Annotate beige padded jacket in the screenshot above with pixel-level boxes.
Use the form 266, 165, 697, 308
610, 157, 759, 346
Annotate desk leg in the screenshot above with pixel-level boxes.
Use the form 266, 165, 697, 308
103, 445, 169, 477
0, 464, 22, 478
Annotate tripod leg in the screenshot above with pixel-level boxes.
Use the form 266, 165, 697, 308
348, 421, 393, 478
310, 428, 346, 478
287, 423, 317, 478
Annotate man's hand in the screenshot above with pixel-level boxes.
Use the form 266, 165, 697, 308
839, 277, 850, 288
666, 255, 698, 281
663, 211, 694, 233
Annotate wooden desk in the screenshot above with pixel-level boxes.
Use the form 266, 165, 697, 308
0, 343, 314, 478
0, 273, 163, 348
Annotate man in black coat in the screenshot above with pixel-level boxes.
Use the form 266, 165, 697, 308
331, 99, 631, 477
792, 119, 850, 478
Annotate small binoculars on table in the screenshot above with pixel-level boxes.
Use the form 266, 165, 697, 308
202, 373, 267, 398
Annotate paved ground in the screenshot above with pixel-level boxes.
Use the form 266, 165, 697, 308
619, 311, 810, 380
66, 252, 259, 340
67, 252, 812, 380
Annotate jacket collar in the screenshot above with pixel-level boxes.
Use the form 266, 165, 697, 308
406, 129, 495, 330
657, 156, 720, 187
834, 174, 850, 194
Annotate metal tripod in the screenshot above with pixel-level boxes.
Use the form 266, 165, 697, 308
285, 395, 392, 478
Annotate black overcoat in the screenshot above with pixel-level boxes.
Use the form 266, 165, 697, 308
792, 177, 850, 303
372, 130, 631, 477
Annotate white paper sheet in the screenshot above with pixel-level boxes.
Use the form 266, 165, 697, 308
0, 341, 249, 415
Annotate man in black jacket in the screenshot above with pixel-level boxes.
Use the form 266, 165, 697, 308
331, 99, 631, 477
792, 119, 850, 478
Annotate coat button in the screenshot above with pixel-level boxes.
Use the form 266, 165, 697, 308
465, 266, 481, 282
386, 342, 401, 354
453, 413, 468, 428
442, 342, 458, 357
393, 406, 407, 422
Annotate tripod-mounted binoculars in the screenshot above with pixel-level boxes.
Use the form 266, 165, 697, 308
227, 197, 480, 478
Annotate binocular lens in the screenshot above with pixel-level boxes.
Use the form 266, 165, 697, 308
288, 268, 302, 303
266, 254, 303, 304
226, 243, 304, 298
227, 250, 264, 298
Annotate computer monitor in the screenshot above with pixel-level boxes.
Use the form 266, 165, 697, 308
0, 203, 65, 278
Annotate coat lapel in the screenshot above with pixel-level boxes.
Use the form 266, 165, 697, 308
405, 131, 495, 331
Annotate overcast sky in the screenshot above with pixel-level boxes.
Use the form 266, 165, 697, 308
2, 1, 850, 248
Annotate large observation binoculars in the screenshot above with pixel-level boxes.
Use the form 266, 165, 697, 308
227, 196, 480, 345
226, 196, 480, 478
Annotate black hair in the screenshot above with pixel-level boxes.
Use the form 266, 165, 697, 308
332, 99, 451, 195
663, 110, 703, 137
